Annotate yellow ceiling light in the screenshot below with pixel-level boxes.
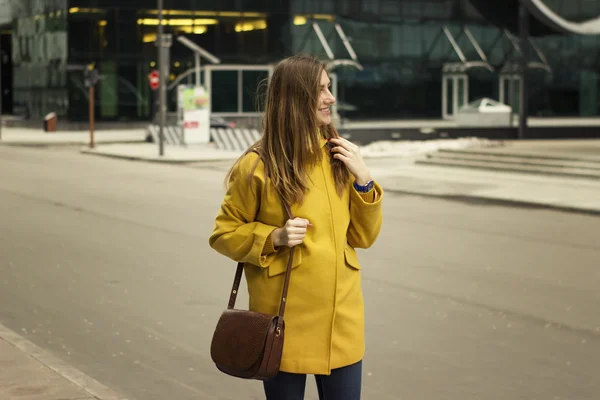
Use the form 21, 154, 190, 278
138, 18, 170, 25
193, 18, 218, 25
175, 26, 192, 34
313, 14, 335, 21
293, 16, 307, 25
143, 9, 265, 18
175, 26, 207, 35
235, 20, 267, 32
170, 19, 194, 26
69, 7, 104, 14
292, 14, 335, 24
137, 18, 217, 26
143, 33, 157, 43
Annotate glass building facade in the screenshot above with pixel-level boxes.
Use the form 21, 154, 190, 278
6, 0, 600, 121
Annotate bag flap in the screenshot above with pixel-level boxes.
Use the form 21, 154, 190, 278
211, 310, 276, 371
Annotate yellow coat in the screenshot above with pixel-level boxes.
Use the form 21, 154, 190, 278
209, 139, 383, 375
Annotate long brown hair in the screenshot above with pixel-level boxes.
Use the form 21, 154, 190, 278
226, 54, 350, 206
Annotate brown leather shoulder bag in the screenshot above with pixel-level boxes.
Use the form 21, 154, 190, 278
210, 199, 295, 381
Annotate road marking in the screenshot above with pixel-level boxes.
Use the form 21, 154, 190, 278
0, 322, 129, 400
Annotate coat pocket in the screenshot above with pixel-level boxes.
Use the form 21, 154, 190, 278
268, 247, 302, 277
344, 246, 361, 270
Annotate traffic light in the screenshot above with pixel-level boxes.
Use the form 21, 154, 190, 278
84, 63, 100, 88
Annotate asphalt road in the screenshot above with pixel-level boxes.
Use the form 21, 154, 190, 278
1, 145, 599, 400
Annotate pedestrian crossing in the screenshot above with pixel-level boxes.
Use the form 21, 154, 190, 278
146, 125, 261, 152
210, 128, 261, 151
146, 125, 185, 146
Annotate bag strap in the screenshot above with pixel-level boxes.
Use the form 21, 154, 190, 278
227, 193, 295, 321
278, 201, 294, 318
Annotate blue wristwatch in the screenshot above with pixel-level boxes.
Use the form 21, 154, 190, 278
353, 180, 374, 193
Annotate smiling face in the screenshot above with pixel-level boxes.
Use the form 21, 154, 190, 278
317, 69, 336, 127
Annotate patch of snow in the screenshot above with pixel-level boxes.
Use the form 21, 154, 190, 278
361, 137, 502, 158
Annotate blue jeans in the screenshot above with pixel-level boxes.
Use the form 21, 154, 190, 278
263, 361, 362, 400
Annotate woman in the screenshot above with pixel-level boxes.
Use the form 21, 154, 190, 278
209, 54, 383, 400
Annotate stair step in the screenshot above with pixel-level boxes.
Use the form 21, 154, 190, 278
416, 158, 600, 180
438, 148, 600, 164
427, 153, 600, 172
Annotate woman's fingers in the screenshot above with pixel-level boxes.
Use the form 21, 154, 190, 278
331, 146, 352, 158
329, 137, 371, 183
287, 218, 311, 228
288, 228, 307, 236
333, 153, 349, 163
329, 137, 358, 152
280, 218, 312, 247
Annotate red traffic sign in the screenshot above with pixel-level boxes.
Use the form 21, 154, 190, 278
149, 70, 160, 90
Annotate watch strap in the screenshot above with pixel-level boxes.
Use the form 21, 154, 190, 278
353, 180, 374, 193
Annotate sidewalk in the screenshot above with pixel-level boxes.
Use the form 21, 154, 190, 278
371, 156, 600, 214
0, 323, 127, 400
369, 139, 600, 214
0, 127, 147, 146
78, 138, 600, 215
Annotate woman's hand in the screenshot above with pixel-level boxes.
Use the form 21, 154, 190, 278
329, 137, 372, 185
272, 218, 312, 248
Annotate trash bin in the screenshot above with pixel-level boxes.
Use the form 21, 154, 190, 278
456, 98, 512, 127
44, 112, 57, 132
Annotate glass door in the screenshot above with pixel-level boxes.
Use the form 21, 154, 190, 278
442, 74, 468, 119
499, 74, 521, 112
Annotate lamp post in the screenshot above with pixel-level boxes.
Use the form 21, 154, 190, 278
156, 0, 172, 156
518, 3, 530, 140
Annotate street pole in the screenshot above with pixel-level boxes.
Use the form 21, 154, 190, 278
89, 82, 95, 148
0, 33, 3, 141
195, 53, 201, 87
518, 2, 529, 140
85, 64, 97, 148
157, 0, 165, 156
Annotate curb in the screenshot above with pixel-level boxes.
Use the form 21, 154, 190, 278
438, 148, 600, 163
0, 323, 130, 400
385, 188, 600, 217
81, 149, 193, 164
416, 159, 600, 181
80, 149, 240, 164
1, 141, 145, 148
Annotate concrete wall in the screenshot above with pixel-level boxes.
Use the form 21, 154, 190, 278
0, 0, 12, 26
